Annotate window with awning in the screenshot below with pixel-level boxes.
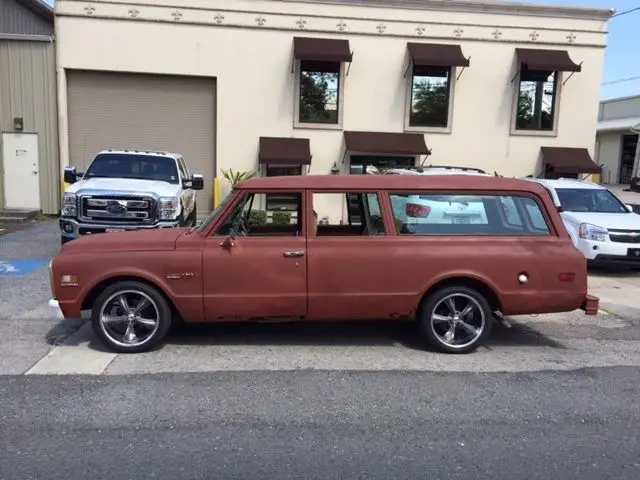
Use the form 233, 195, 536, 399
292, 37, 352, 128
541, 147, 601, 176
512, 48, 581, 133
344, 131, 430, 156
404, 43, 470, 130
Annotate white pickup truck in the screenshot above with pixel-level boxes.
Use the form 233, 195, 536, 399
59, 149, 204, 244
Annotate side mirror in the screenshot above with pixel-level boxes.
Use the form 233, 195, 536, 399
63, 166, 78, 184
626, 204, 635, 213
219, 235, 235, 249
185, 174, 204, 190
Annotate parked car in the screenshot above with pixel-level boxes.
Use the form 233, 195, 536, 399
49, 174, 598, 354
59, 149, 204, 244
527, 178, 640, 267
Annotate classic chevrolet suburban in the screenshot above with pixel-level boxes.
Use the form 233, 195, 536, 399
49, 174, 599, 354
59, 150, 204, 244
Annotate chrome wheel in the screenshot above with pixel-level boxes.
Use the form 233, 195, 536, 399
99, 290, 160, 349
430, 293, 485, 350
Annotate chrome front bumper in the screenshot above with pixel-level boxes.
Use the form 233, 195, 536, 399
49, 298, 64, 319
59, 217, 180, 240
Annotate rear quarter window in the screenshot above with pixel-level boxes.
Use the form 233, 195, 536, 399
388, 193, 552, 236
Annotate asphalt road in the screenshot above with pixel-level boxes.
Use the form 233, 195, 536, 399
2, 368, 640, 480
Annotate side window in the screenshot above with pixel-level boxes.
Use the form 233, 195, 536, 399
265, 165, 302, 212
214, 191, 303, 237
388, 193, 551, 236
311, 192, 385, 236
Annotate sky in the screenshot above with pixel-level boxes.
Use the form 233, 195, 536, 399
44, 0, 638, 100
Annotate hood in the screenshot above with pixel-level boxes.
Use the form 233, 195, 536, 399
66, 177, 178, 198
61, 228, 190, 254
562, 211, 640, 231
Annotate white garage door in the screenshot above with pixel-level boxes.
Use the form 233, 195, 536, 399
66, 70, 216, 212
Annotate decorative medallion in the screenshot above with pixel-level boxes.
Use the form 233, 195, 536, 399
566, 32, 576, 43
415, 25, 425, 35
128, 8, 139, 18
376, 23, 386, 34
336, 20, 347, 32
171, 11, 183, 21
214, 14, 225, 24
83, 5, 95, 15
296, 18, 307, 29
255, 16, 266, 26
491, 28, 502, 40
529, 30, 540, 41
453, 27, 464, 37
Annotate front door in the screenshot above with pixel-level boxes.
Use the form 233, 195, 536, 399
2, 132, 41, 209
201, 190, 307, 321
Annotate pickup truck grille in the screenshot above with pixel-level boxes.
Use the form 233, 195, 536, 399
79, 195, 156, 224
608, 229, 640, 244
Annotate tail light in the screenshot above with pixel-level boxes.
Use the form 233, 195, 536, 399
406, 203, 431, 218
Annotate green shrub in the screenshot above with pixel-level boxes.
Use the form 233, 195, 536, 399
248, 210, 267, 225
271, 212, 292, 225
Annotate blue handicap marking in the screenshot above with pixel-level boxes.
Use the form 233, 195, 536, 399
0, 259, 50, 276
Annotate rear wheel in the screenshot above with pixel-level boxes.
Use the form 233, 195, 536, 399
418, 285, 493, 354
91, 281, 172, 353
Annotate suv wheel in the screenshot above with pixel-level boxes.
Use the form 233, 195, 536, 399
419, 285, 493, 354
91, 281, 172, 353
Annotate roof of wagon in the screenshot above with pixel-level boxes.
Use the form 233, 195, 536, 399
235, 174, 549, 194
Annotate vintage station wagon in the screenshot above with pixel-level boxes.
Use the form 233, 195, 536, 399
49, 174, 599, 354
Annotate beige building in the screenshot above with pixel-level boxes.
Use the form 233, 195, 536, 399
54, 0, 611, 215
1, 0, 59, 215
595, 94, 640, 186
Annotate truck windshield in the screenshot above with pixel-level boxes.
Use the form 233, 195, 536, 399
83, 153, 180, 184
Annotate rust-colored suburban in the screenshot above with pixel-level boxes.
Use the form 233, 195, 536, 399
49, 174, 599, 354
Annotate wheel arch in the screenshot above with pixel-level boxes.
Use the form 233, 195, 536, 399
418, 275, 503, 315
81, 275, 183, 321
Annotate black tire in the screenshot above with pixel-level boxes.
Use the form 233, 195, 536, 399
61, 235, 72, 245
91, 280, 172, 353
190, 204, 198, 227
418, 285, 493, 354
177, 206, 186, 227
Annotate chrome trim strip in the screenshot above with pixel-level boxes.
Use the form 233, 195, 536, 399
86, 209, 150, 219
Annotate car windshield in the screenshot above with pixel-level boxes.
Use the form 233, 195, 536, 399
83, 153, 180, 184
197, 190, 236, 233
555, 187, 628, 214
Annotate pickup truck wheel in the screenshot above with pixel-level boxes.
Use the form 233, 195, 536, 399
190, 204, 198, 227
91, 281, 172, 353
419, 286, 492, 354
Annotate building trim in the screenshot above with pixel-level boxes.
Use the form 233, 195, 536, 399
60, 0, 615, 22
54, 9, 607, 49
600, 94, 640, 104
0, 33, 53, 42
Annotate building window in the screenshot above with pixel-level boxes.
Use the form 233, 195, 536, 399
265, 165, 302, 212
350, 156, 416, 175
515, 69, 558, 132
408, 66, 452, 129
297, 60, 342, 126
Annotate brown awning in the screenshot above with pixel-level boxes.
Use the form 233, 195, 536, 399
293, 37, 352, 63
344, 131, 430, 155
541, 147, 601, 174
407, 42, 470, 67
516, 48, 581, 72
258, 137, 311, 165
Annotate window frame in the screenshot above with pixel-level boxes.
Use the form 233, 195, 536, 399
307, 190, 391, 238
404, 64, 456, 134
211, 190, 305, 238
510, 67, 562, 137
293, 59, 346, 130
385, 191, 555, 237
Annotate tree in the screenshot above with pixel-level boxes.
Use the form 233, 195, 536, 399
410, 81, 449, 127
299, 72, 338, 123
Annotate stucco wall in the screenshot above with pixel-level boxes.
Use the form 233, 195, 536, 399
55, 0, 609, 203
596, 133, 621, 184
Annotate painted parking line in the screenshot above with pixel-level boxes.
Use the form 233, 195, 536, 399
0, 259, 49, 276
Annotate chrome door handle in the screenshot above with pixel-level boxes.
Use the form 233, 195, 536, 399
283, 250, 304, 258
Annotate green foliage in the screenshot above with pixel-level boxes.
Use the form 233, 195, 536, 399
271, 212, 292, 225
299, 71, 338, 123
410, 81, 449, 127
248, 210, 267, 226
221, 169, 255, 186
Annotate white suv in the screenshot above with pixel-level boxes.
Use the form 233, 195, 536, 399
527, 178, 640, 267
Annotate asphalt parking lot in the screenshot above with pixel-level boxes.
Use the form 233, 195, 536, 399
2, 220, 640, 376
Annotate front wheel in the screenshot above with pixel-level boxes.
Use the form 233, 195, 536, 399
418, 286, 493, 354
91, 281, 172, 353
